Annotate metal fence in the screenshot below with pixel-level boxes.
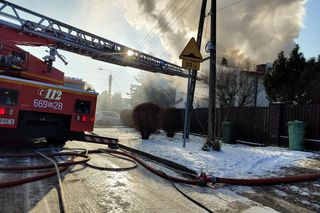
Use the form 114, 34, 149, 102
187, 107, 269, 146
278, 103, 320, 150
171, 103, 320, 150
222, 107, 269, 145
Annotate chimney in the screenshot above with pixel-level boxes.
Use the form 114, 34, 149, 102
256, 64, 267, 74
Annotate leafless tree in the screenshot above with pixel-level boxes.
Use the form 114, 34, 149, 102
202, 58, 258, 151
237, 72, 257, 106
216, 62, 257, 107
216, 67, 239, 107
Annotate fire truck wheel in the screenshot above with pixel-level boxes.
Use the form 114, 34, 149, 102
46, 137, 67, 146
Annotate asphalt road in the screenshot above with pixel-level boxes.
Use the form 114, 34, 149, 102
0, 141, 215, 213
0, 140, 319, 213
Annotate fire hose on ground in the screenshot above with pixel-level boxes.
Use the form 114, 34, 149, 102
0, 152, 90, 188
0, 146, 319, 185
90, 148, 320, 186
0, 141, 320, 213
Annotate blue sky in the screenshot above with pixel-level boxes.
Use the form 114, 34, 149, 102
296, 0, 320, 59
5, 0, 320, 96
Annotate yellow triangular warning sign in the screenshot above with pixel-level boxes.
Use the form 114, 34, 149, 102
179, 37, 203, 62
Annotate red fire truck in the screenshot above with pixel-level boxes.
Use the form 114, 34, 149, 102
0, 27, 97, 144
0, 0, 189, 144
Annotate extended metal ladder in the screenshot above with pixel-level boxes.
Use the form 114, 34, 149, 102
0, 0, 190, 78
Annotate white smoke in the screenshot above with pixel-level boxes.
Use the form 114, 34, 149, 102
120, 0, 306, 65
120, 0, 200, 63
75, 0, 307, 105
118, 0, 307, 104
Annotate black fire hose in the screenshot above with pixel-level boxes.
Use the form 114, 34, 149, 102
0, 152, 90, 171
89, 149, 199, 185
36, 151, 68, 213
1, 146, 319, 210
91, 148, 320, 187
0, 152, 90, 188
1, 147, 319, 213
86, 150, 138, 171
92, 148, 214, 213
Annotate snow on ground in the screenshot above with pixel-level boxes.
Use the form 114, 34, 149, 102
94, 127, 317, 178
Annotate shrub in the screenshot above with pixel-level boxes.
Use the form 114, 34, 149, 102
162, 108, 181, 137
120, 109, 134, 127
132, 102, 162, 139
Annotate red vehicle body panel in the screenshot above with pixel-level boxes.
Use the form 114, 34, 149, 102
0, 26, 64, 85
0, 75, 97, 132
0, 24, 98, 140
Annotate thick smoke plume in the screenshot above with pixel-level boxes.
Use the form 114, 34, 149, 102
121, 0, 306, 65
118, 0, 306, 105
78, 0, 306, 106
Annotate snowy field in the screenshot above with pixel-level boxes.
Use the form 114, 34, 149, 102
94, 127, 318, 178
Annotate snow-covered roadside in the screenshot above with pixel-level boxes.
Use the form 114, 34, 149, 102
94, 127, 317, 178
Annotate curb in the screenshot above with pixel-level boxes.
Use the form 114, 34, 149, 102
118, 144, 198, 178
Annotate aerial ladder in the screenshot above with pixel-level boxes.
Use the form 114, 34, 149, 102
0, 0, 191, 144
0, 0, 190, 77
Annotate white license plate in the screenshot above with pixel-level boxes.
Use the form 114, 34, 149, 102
0, 118, 15, 125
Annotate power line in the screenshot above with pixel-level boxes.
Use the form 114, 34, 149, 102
153, 0, 191, 38
147, 0, 247, 56
145, 0, 196, 53
217, 0, 246, 12
197, 0, 247, 59
136, 0, 182, 50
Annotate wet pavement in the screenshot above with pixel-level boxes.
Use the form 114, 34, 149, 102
0, 141, 319, 212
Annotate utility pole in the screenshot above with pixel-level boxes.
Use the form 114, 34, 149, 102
205, 0, 217, 149
99, 68, 112, 98
184, 0, 207, 140
196, 0, 207, 49
108, 73, 112, 98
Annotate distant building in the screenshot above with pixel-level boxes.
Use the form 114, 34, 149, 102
173, 64, 271, 108
256, 63, 272, 74
240, 69, 269, 107
64, 76, 94, 91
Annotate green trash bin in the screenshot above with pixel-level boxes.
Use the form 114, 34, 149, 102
222, 122, 236, 144
288, 120, 306, 151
